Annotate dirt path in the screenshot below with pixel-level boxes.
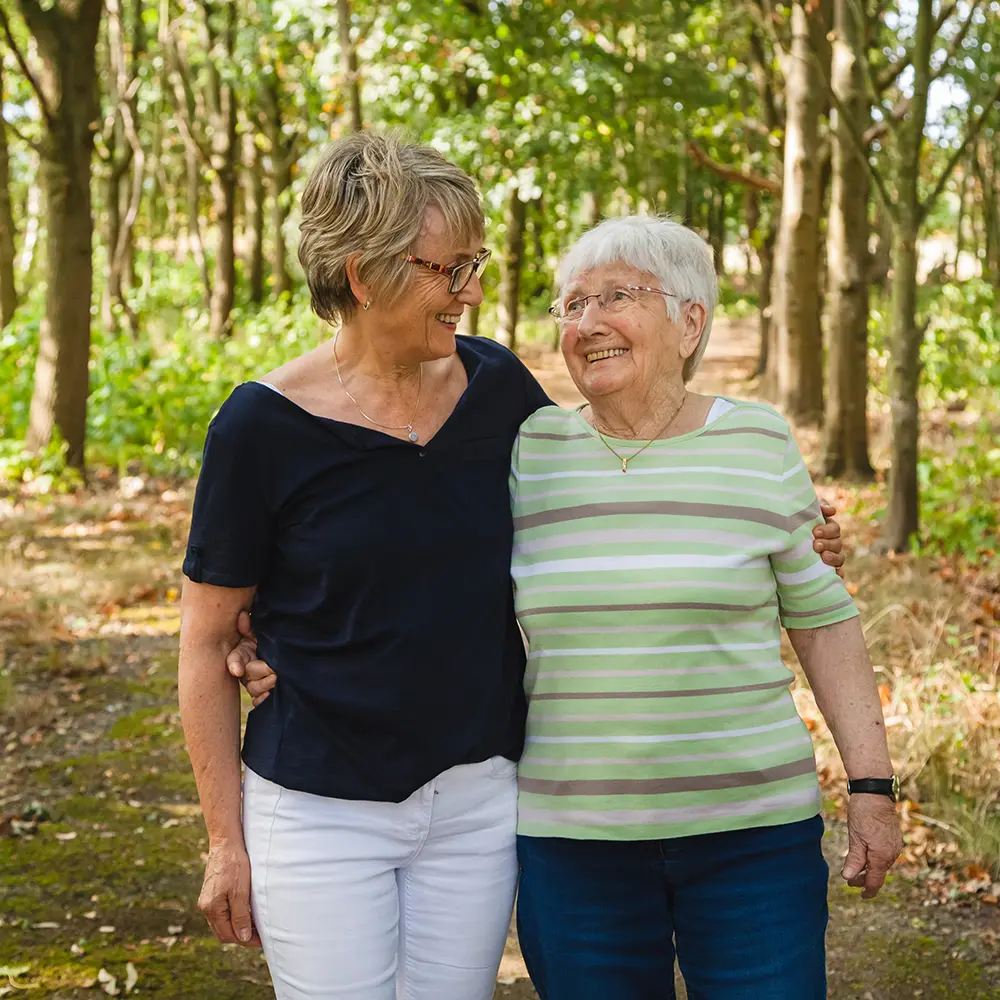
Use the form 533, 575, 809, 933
2, 321, 999, 997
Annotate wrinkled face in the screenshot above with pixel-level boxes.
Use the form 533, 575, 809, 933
379, 205, 485, 363
557, 263, 704, 405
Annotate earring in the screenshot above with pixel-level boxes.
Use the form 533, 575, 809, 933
363, 299, 371, 311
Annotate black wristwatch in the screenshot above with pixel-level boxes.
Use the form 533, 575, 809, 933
847, 776, 899, 801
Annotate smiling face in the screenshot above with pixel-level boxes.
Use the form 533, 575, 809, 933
374, 205, 485, 364
558, 263, 704, 407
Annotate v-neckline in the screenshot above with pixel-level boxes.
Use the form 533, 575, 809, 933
250, 337, 480, 450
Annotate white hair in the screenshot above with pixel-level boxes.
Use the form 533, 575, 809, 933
557, 215, 718, 381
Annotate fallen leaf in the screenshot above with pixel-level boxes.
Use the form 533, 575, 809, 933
124, 963, 138, 994
97, 967, 120, 996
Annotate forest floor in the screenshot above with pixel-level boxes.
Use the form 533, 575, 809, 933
2, 319, 1000, 998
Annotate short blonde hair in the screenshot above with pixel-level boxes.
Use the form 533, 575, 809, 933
558, 215, 718, 382
298, 131, 485, 324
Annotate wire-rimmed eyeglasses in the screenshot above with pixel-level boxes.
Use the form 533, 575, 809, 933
402, 248, 492, 294
548, 284, 677, 322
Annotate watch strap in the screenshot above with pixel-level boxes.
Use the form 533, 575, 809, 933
847, 776, 899, 801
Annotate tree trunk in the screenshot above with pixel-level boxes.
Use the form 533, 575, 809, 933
22, 0, 104, 470
682, 156, 695, 228
102, 153, 126, 330
208, 155, 237, 337
709, 185, 726, 276
186, 144, 210, 293
0, 62, 17, 328
884, 229, 921, 550
204, 1, 237, 337
459, 305, 480, 337
245, 132, 265, 305
497, 188, 527, 353
264, 79, 294, 297
773, 0, 826, 425
744, 187, 760, 277
952, 169, 968, 278
975, 143, 999, 285
271, 159, 293, 297
755, 217, 777, 380
822, 0, 874, 480
337, 0, 363, 132
883, 0, 932, 552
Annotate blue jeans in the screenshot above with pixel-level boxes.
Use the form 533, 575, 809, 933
516, 815, 829, 1000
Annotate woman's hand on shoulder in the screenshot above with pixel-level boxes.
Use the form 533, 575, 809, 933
842, 793, 904, 899
814, 499, 845, 579
199, 841, 261, 947
226, 610, 278, 707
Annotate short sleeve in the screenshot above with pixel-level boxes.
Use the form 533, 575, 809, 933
770, 432, 859, 629
182, 387, 274, 588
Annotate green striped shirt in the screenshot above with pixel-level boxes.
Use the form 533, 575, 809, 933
510, 399, 858, 841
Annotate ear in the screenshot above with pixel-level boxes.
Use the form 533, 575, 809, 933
678, 302, 707, 361
344, 254, 370, 308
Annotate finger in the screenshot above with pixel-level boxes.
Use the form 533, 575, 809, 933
246, 675, 277, 699
244, 659, 274, 683
251, 691, 271, 708
227, 654, 245, 679
818, 498, 837, 516
823, 550, 845, 568
813, 520, 841, 540
842, 844, 869, 882
230, 886, 255, 945
204, 903, 238, 945
863, 863, 891, 899
237, 609, 253, 638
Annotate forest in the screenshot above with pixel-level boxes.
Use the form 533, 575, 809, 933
1, 0, 999, 996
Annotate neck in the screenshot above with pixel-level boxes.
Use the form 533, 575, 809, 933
587, 378, 688, 439
333, 321, 423, 385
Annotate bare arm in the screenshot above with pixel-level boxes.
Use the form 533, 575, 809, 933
179, 578, 260, 945
788, 617, 903, 898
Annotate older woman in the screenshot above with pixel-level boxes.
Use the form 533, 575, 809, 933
510, 216, 902, 1000
194, 134, 845, 1000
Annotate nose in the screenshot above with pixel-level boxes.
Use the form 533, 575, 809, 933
576, 299, 609, 337
457, 273, 484, 308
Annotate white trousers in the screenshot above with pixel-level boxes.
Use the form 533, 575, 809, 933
242, 759, 518, 1000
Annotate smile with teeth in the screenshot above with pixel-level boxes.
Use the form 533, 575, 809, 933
436, 313, 462, 324
586, 348, 629, 363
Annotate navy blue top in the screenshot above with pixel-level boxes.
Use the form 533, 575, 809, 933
182, 336, 552, 802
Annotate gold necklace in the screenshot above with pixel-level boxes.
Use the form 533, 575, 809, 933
589, 396, 687, 472
333, 330, 422, 442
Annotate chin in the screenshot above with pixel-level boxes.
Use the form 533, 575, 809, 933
422, 327, 458, 362
578, 370, 628, 398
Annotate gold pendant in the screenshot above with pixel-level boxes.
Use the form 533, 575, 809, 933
621, 458, 628, 473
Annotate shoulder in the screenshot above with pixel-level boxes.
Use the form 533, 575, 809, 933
517, 404, 575, 437
208, 383, 279, 441
709, 398, 792, 440
458, 334, 534, 377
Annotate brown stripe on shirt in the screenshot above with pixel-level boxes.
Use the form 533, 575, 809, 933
517, 756, 816, 796
515, 501, 819, 532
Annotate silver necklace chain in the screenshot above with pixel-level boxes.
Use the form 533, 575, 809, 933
333, 330, 422, 443
589, 395, 687, 472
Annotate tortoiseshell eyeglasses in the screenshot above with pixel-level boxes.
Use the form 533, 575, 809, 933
402, 248, 492, 294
